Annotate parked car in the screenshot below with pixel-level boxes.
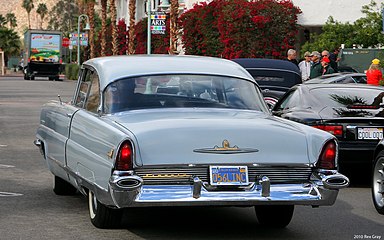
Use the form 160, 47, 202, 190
337, 65, 359, 73
372, 140, 384, 214
35, 55, 349, 229
273, 84, 384, 173
231, 58, 302, 109
304, 72, 367, 84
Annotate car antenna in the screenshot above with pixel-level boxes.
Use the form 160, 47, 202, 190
58, 95, 62, 105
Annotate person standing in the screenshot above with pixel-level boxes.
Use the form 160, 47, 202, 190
322, 50, 338, 72
366, 59, 382, 86
286, 49, 299, 67
329, 47, 340, 63
321, 57, 335, 75
298, 51, 311, 81
309, 51, 322, 79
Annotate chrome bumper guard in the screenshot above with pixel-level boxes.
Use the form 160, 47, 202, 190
108, 169, 349, 208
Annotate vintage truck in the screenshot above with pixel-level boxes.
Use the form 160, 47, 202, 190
23, 30, 62, 80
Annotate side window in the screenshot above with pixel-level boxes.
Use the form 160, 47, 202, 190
85, 73, 100, 113
74, 70, 90, 108
274, 89, 300, 111
73, 68, 100, 113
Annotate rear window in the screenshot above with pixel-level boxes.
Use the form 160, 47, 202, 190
310, 88, 384, 108
247, 69, 301, 88
103, 74, 268, 114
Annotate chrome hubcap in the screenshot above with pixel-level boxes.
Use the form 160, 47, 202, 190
373, 157, 384, 208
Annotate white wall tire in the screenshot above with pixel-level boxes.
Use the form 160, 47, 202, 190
88, 190, 123, 228
372, 151, 384, 214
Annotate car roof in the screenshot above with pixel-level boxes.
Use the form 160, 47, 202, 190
231, 58, 301, 76
300, 83, 383, 90
83, 55, 255, 90
317, 72, 366, 79
304, 72, 367, 84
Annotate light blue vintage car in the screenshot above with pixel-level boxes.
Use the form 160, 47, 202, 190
35, 55, 349, 229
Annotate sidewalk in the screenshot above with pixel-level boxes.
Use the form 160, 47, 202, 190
0, 69, 23, 77
0, 68, 67, 80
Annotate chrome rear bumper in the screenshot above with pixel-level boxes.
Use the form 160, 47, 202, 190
107, 169, 349, 208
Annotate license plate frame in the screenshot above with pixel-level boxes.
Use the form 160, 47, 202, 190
209, 166, 249, 186
357, 127, 384, 140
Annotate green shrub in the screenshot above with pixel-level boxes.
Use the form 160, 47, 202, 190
65, 64, 80, 80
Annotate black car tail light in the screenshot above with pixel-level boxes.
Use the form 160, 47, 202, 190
115, 141, 133, 171
316, 140, 337, 170
347, 105, 379, 109
312, 125, 343, 137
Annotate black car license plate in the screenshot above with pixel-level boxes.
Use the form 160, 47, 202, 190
357, 127, 383, 140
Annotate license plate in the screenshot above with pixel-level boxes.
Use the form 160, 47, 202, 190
209, 166, 248, 186
357, 127, 383, 140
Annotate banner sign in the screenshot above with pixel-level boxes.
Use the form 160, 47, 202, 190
150, 12, 166, 34
69, 32, 89, 46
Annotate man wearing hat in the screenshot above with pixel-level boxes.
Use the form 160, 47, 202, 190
309, 51, 322, 79
298, 51, 311, 81
366, 58, 382, 85
321, 56, 335, 75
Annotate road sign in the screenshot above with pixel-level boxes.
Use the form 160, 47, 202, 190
62, 37, 70, 48
151, 12, 166, 34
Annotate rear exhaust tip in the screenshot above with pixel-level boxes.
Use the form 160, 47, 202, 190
322, 174, 350, 189
117, 178, 142, 189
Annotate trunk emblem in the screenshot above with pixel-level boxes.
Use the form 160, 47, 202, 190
193, 140, 259, 154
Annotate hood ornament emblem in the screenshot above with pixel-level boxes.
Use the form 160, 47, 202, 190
194, 140, 259, 154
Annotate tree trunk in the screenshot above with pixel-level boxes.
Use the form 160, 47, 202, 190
169, 0, 179, 54
101, 0, 107, 56
128, 0, 136, 55
27, 12, 31, 29
87, 1, 95, 59
109, 0, 118, 55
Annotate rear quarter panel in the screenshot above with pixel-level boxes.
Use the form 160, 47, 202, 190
66, 110, 132, 191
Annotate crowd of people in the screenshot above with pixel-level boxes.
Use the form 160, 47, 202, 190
286, 48, 382, 86
286, 48, 340, 82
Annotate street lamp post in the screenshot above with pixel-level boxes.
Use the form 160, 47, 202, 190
77, 14, 90, 66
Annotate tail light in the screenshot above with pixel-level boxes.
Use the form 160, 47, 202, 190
115, 141, 133, 171
312, 125, 343, 137
316, 140, 337, 169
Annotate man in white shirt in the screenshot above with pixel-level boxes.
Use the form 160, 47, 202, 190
298, 51, 311, 82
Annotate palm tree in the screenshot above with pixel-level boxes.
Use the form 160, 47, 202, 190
169, 0, 179, 54
100, 0, 107, 56
77, 0, 95, 59
109, 0, 118, 55
0, 15, 6, 28
127, 0, 136, 55
36, 3, 48, 29
0, 27, 21, 57
5, 13, 17, 29
22, 0, 34, 29
86, 0, 96, 59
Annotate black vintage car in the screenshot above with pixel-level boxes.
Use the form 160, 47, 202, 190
304, 72, 367, 84
232, 58, 302, 109
272, 84, 384, 178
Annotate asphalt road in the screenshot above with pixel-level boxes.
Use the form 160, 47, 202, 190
0, 76, 383, 240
